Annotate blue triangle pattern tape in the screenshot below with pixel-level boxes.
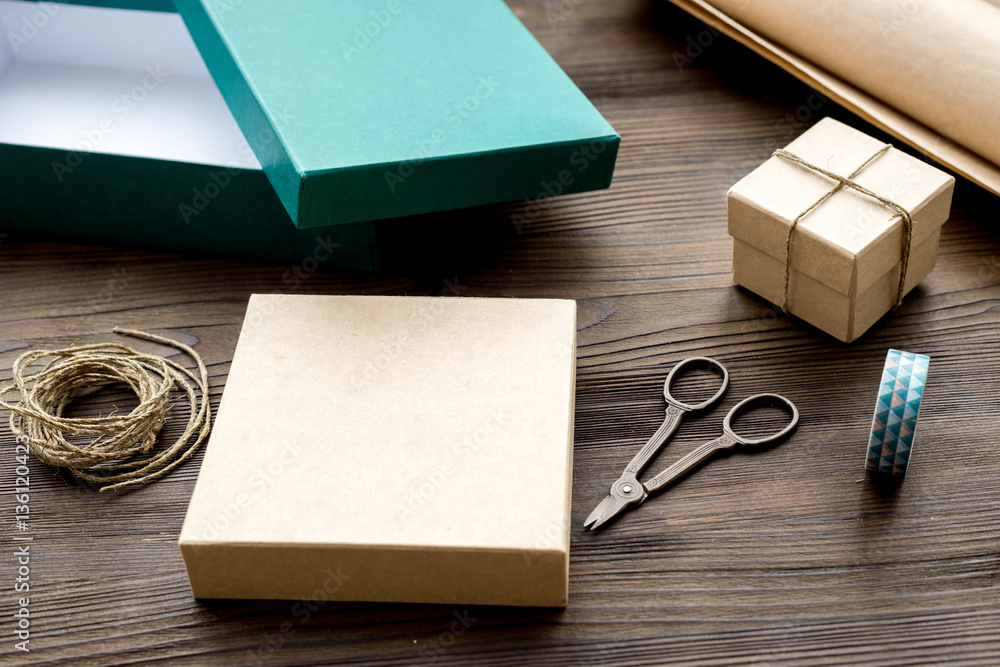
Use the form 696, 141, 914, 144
866, 348, 930, 477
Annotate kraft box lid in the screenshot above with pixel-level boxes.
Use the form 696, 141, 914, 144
171, 0, 620, 229
179, 294, 578, 607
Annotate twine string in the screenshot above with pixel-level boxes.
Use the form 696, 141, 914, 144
0, 328, 211, 493
774, 144, 914, 312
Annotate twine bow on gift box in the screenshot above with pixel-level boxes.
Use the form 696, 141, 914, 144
773, 144, 915, 313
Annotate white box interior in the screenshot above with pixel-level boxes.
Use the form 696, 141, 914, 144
0, 1, 259, 168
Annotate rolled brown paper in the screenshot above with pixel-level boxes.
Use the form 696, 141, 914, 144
708, 0, 1000, 168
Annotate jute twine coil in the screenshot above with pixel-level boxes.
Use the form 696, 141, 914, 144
0, 328, 211, 492
773, 144, 914, 313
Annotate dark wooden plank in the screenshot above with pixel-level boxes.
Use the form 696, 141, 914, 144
1, 0, 999, 665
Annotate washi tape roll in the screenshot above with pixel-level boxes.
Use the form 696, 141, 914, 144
866, 349, 930, 476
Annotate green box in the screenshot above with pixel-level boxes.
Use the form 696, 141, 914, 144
0, 0, 618, 266
0, 144, 381, 269
173, 0, 620, 228
0, 0, 380, 269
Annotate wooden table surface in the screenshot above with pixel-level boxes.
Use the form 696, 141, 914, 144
3, 1, 999, 665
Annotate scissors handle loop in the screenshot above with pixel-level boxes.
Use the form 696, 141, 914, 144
663, 356, 729, 412
642, 394, 799, 495
723, 393, 799, 446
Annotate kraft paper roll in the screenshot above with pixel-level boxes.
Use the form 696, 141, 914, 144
866, 348, 930, 476
706, 0, 1000, 171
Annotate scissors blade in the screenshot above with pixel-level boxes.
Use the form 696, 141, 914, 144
583, 493, 635, 531
583, 495, 615, 529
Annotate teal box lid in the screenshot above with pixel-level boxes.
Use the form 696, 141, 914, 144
171, 0, 619, 229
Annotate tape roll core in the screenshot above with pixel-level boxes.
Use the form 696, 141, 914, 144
866, 348, 929, 477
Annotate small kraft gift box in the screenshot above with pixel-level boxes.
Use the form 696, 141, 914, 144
728, 117, 955, 342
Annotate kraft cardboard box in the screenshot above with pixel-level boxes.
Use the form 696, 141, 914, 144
728, 118, 955, 342
179, 294, 578, 607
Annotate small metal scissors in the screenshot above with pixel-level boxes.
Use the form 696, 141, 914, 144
584, 357, 799, 531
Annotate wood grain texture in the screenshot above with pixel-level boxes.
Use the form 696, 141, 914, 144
2, 1, 999, 664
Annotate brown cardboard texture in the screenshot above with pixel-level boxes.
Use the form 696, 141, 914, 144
667, 0, 1000, 198
728, 118, 954, 342
178, 294, 578, 607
